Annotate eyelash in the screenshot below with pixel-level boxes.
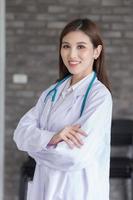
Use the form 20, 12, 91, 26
62, 45, 70, 49
62, 45, 85, 49
78, 45, 85, 49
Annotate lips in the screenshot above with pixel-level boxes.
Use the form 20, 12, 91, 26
68, 60, 81, 67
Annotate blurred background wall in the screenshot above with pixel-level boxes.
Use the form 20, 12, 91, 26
5, 0, 133, 199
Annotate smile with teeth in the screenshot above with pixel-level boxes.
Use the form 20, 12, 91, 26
69, 61, 81, 66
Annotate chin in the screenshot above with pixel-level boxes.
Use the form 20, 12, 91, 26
67, 69, 81, 75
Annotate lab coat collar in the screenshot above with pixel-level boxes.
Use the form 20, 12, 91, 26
49, 71, 97, 115
69, 71, 97, 98
70, 71, 95, 91
49, 71, 97, 117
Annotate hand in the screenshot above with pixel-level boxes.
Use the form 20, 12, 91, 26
48, 124, 87, 148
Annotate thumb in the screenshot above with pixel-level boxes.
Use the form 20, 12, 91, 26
74, 124, 81, 128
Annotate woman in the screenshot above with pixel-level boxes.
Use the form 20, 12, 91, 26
14, 18, 113, 200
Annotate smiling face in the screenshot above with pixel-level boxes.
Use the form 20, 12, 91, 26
60, 31, 102, 78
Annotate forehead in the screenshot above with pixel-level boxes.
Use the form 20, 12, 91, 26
62, 30, 92, 44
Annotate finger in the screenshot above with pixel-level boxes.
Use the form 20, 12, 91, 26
73, 133, 84, 145
71, 128, 87, 137
72, 124, 81, 131
69, 130, 84, 144
64, 137, 74, 149
68, 132, 83, 147
69, 129, 78, 135
78, 128, 88, 136
74, 124, 81, 127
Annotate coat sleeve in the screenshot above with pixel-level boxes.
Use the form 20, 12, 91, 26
28, 88, 113, 171
13, 85, 57, 152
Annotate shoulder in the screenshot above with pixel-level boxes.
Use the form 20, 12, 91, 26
36, 82, 57, 104
89, 79, 113, 105
42, 83, 56, 96
93, 79, 111, 97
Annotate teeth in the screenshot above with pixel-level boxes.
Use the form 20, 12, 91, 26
69, 61, 80, 64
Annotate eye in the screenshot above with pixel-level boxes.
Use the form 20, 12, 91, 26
62, 44, 70, 49
77, 45, 86, 49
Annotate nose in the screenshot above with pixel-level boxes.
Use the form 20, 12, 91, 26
68, 48, 78, 59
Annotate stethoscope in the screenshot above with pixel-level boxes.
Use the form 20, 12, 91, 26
44, 71, 96, 117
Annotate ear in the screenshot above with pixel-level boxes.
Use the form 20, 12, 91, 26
93, 45, 102, 59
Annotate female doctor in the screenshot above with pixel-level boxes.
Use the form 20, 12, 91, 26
14, 18, 113, 200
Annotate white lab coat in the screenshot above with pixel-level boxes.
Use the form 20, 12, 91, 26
13, 71, 113, 200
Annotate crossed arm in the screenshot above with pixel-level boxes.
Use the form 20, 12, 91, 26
13, 88, 112, 171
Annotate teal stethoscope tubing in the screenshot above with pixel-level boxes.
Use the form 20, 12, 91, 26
44, 72, 96, 117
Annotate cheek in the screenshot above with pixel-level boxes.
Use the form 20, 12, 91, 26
60, 49, 64, 59
61, 50, 67, 61
80, 50, 94, 60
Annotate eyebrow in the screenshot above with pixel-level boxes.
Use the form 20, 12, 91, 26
62, 41, 88, 45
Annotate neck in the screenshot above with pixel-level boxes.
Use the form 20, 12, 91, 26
70, 71, 93, 86
70, 76, 85, 86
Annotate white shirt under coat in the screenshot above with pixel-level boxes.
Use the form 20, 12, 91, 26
13, 71, 113, 200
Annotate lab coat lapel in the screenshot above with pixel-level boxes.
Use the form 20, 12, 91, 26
51, 73, 97, 115
73, 73, 97, 99
51, 81, 87, 115
51, 76, 74, 113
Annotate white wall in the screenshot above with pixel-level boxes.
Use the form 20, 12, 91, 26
0, 0, 5, 199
